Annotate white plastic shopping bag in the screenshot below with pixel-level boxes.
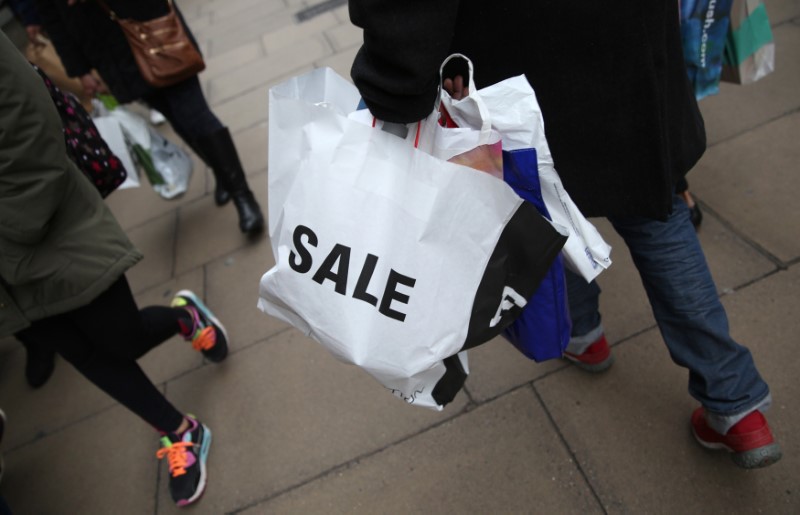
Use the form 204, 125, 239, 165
439, 57, 612, 282
258, 67, 566, 410
92, 116, 140, 189
92, 99, 192, 199
146, 127, 193, 199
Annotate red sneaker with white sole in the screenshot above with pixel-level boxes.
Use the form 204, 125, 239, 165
564, 334, 614, 373
691, 407, 782, 469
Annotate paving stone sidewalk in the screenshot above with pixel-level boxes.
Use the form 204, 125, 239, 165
1, 0, 799, 513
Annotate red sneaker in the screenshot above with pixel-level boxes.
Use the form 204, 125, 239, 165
564, 334, 614, 373
691, 407, 782, 469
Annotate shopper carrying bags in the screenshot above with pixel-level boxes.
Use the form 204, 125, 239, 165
0, 32, 226, 507
33, 0, 264, 234
348, 0, 780, 469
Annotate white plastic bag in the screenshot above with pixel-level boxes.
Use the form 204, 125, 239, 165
91, 100, 192, 199
438, 56, 612, 282
259, 67, 566, 410
92, 116, 140, 190
146, 128, 192, 199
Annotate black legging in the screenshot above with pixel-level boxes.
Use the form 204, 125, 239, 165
141, 75, 224, 159
16, 276, 189, 432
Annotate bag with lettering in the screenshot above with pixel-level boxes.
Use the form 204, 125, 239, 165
680, 0, 736, 99
259, 67, 566, 410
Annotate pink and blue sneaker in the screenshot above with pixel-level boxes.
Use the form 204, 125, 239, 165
156, 416, 212, 507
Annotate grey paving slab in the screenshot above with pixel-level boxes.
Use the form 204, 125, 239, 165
316, 44, 360, 80
243, 388, 601, 515
719, 264, 800, 416
693, 200, 780, 292
232, 122, 269, 174
210, 85, 270, 131
535, 266, 800, 514
324, 18, 363, 52
207, 36, 331, 104
203, 8, 297, 59
463, 335, 567, 404
0, 344, 116, 451
202, 40, 265, 82
205, 242, 290, 351
173, 170, 267, 274
156, 330, 468, 514
690, 111, 800, 264
262, 11, 340, 53
768, 0, 800, 24
2, 405, 159, 514
698, 22, 800, 146
124, 210, 178, 294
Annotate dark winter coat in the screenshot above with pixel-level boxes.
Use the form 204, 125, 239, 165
350, 1, 707, 220
0, 31, 142, 336
33, 0, 196, 103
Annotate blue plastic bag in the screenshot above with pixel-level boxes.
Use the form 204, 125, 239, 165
501, 148, 571, 362
680, 0, 736, 99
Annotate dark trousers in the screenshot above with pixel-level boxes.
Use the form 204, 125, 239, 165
142, 75, 224, 148
16, 276, 187, 432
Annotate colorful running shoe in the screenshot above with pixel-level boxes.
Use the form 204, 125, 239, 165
171, 290, 228, 362
156, 416, 212, 507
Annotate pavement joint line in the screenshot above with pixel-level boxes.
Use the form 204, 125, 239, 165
226, 400, 471, 514
706, 105, 800, 151
693, 198, 788, 269
295, 0, 347, 22
3, 402, 119, 455
530, 383, 609, 515
170, 207, 179, 280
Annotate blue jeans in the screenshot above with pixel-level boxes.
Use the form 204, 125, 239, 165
566, 194, 771, 433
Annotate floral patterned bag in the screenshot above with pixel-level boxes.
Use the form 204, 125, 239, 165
32, 65, 127, 197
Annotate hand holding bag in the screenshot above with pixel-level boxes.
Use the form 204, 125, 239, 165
25, 35, 93, 111
258, 66, 566, 410
95, 0, 205, 88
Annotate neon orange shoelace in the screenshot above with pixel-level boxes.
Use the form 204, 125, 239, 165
156, 441, 194, 477
192, 326, 216, 352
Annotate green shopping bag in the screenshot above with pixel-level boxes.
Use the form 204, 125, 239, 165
721, 0, 775, 84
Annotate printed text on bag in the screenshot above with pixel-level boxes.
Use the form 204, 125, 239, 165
288, 225, 416, 322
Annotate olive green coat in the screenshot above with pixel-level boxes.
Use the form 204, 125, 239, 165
0, 31, 141, 337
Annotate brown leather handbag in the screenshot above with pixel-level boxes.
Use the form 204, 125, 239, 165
96, 0, 205, 88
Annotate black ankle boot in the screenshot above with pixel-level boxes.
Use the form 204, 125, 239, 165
214, 183, 231, 206
196, 128, 264, 234
22, 339, 55, 389
188, 139, 231, 206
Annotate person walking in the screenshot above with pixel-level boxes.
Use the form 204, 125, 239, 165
32, 0, 264, 234
347, 1, 780, 469
0, 31, 224, 506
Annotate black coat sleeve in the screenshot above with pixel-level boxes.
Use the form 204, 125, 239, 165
349, 0, 460, 123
